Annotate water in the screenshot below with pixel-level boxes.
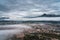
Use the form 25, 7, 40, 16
22, 17, 60, 21
0, 17, 60, 40
0, 30, 21, 40
0, 24, 32, 40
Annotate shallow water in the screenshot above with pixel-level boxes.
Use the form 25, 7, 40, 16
0, 24, 32, 40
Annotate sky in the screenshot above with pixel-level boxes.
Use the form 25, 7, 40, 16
0, 0, 60, 20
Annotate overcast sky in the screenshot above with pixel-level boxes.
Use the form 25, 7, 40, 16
0, 0, 60, 20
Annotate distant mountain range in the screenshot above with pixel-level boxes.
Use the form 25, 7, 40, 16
24, 14, 60, 18
0, 17, 9, 20
38, 14, 60, 17
0, 20, 60, 25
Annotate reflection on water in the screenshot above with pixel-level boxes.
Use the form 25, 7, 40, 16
0, 30, 21, 40
0, 24, 32, 40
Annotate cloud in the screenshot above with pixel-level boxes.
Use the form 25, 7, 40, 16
0, 4, 9, 12
0, 0, 60, 20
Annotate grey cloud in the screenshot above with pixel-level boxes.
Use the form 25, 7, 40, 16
0, 4, 9, 12
0, 0, 60, 19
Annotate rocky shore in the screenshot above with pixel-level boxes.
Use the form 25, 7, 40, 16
6, 23, 60, 40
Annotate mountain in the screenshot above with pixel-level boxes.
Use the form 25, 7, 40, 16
24, 14, 60, 18
38, 14, 60, 17
0, 17, 9, 20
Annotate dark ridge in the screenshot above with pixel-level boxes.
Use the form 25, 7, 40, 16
37, 14, 60, 17
24, 14, 60, 18
0, 17, 9, 20
0, 20, 60, 25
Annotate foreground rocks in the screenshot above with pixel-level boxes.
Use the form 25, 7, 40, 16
6, 32, 60, 40
6, 24, 60, 40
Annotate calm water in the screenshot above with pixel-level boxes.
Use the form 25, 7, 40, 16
23, 17, 60, 21
0, 24, 32, 40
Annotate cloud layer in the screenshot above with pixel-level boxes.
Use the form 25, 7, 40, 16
0, 0, 60, 20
